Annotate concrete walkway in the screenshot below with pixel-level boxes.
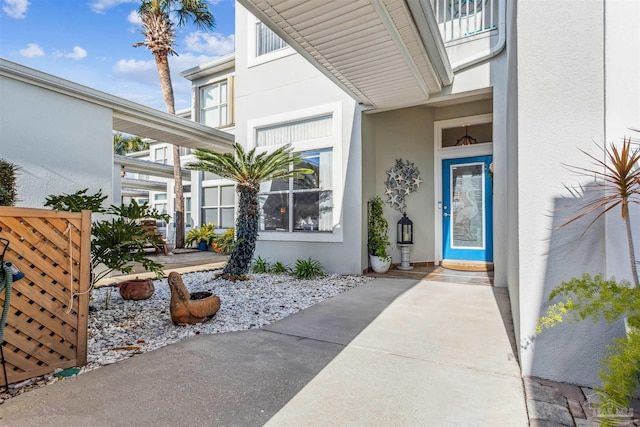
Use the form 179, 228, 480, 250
0, 278, 528, 426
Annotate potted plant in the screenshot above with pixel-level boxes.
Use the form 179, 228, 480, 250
368, 196, 392, 273
45, 189, 169, 301
186, 223, 216, 251
212, 228, 234, 253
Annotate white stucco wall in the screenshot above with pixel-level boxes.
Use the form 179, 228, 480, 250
516, 1, 628, 387
0, 76, 113, 208
368, 106, 435, 265
233, 5, 363, 274
603, 1, 640, 285
503, 0, 521, 355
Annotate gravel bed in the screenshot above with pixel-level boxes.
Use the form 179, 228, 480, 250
0, 270, 371, 403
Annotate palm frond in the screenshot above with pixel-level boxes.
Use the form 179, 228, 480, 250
561, 138, 640, 228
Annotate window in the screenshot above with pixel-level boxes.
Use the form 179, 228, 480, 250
154, 147, 168, 164
185, 197, 193, 228
256, 21, 287, 56
199, 81, 229, 128
256, 115, 333, 147
179, 147, 192, 156
202, 185, 235, 228
154, 193, 167, 215
259, 149, 333, 233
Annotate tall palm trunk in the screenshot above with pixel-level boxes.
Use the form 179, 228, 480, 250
224, 182, 259, 276
153, 51, 185, 248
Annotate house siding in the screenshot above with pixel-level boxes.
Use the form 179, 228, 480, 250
0, 76, 113, 207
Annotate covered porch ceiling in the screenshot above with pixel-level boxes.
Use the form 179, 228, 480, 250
238, 0, 453, 110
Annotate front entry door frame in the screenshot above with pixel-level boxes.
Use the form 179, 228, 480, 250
434, 113, 493, 265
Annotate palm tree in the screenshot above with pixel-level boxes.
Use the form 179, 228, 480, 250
188, 143, 313, 278
113, 133, 148, 155
562, 136, 640, 287
134, 0, 215, 249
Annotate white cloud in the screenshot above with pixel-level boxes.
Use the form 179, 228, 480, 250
18, 43, 44, 58
112, 53, 216, 110
184, 32, 235, 56
127, 9, 141, 25
2, 0, 29, 19
53, 46, 88, 60
67, 46, 88, 60
88, 0, 136, 14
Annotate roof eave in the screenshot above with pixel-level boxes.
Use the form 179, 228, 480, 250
0, 59, 235, 152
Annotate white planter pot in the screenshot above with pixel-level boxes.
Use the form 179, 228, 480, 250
370, 254, 391, 273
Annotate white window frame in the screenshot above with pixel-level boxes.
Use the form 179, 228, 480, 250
247, 13, 295, 68
153, 192, 168, 215
198, 80, 231, 128
248, 103, 344, 243
201, 183, 236, 229
154, 146, 169, 164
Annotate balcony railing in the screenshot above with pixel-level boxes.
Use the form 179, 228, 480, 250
432, 0, 498, 42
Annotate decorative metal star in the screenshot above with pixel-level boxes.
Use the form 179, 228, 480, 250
384, 158, 421, 212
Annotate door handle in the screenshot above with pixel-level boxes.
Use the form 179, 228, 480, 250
443, 213, 451, 217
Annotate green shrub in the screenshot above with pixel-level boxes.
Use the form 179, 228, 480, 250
367, 196, 390, 260
213, 228, 235, 253
292, 257, 324, 280
45, 188, 108, 212
271, 261, 290, 275
251, 256, 270, 273
538, 274, 640, 414
0, 159, 18, 206
45, 189, 167, 284
186, 223, 216, 247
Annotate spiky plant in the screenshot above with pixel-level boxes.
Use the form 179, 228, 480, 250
188, 143, 313, 278
134, 0, 215, 249
0, 159, 18, 206
561, 137, 640, 286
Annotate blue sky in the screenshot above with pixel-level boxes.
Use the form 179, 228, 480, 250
0, 0, 236, 111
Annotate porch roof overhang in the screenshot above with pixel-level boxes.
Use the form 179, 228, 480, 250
113, 155, 191, 180
0, 59, 235, 152
121, 177, 168, 192
237, 0, 453, 110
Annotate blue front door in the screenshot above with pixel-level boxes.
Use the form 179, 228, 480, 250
442, 156, 493, 262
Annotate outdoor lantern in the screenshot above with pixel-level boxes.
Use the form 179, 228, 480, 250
397, 213, 413, 244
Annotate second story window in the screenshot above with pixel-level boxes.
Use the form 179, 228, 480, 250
256, 20, 287, 56
200, 81, 229, 128
154, 146, 169, 164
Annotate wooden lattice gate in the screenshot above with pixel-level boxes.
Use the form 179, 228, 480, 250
0, 207, 91, 385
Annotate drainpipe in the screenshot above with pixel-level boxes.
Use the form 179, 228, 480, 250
451, 0, 507, 73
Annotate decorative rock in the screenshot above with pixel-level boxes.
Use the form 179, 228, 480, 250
119, 278, 155, 300
168, 272, 221, 325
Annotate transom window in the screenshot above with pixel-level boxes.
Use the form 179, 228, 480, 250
259, 149, 333, 233
199, 81, 229, 128
256, 115, 333, 147
256, 20, 287, 56
202, 185, 235, 229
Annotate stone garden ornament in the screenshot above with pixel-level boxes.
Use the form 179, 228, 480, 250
385, 159, 422, 212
